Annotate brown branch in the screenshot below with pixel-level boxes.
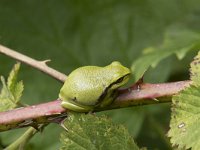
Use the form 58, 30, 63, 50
0, 44, 66, 82
0, 44, 192, 132
0, 100, 66, 131
110, 80, 191, 109
0, 80, 191, 132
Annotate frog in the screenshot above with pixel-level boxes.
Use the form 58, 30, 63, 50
59, 61, 131, 112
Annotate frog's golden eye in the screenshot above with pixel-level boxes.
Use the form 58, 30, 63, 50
116, 77, 124, 83
115, 74, 130, 84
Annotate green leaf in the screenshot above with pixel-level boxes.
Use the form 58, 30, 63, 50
7, 62, 20, 90
131, 27, 200, 81
60, 113, 140, 150
190, 51, 200, 85
0, 63, 24, 111
0, 1, 200, 149
168, 51, 200, 149
7, 62, 24, 102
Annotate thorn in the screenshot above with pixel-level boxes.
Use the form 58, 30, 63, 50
60, 121, 69, 132
137, 84, 141, 91
40, 59, 51, 64
152, 98, 159, 101
131, 76, 144, 91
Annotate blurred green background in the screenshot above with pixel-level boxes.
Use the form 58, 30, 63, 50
0, 0, 200, 149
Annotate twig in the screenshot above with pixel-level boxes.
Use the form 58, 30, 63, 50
0, 100, 66, 131
0, 44, 66, 82
0, 44, 67, 146
0, 44, 192, 141
5, 127, 38, 150
0, 80, 191, 132
109, 81, 191, 109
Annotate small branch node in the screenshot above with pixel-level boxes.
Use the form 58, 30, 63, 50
0, 44, 66, 82
40, 59, 51, 65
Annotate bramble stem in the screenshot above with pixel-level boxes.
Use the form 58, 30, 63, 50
0, 81, 191, 132
109, 81, 191, 110
0, 44, 192, 132
0, 44, 66, 82
0, 100, 66, 131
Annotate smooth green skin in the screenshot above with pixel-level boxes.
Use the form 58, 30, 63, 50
59, 61, 131, 112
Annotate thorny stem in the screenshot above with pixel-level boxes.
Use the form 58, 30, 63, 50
109, 81, 191, 109
0, 80, 191, 132
0, 44, 192, 148
0, 100, 67, 131
0, 44, 68, 148
0, 44, 66, 82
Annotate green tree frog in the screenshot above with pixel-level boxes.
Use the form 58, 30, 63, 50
59, 61, 131, 112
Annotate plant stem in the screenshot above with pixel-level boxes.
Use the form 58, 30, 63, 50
0, 80, 191, 132
0, 44, 67, 147
0, 45, 192, 132
0, 44, 66, 82
0, 100, 66, 132
109, 81, 191, 110
5, 127, 38, 150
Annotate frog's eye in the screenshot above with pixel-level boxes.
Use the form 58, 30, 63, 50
115, 74, 130, 84
116, 77, 124, 83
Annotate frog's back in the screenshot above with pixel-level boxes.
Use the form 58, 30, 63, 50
60, 66, 111, 106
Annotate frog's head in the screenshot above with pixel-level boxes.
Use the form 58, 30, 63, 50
107, 61, 131, 89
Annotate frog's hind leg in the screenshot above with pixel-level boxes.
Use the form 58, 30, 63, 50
61, 100, 93, 113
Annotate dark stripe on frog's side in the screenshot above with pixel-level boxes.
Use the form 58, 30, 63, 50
70, 74, 129, 107
94, 74, 128, 107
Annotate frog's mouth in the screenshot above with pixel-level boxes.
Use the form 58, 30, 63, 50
61, 99, 94, 112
